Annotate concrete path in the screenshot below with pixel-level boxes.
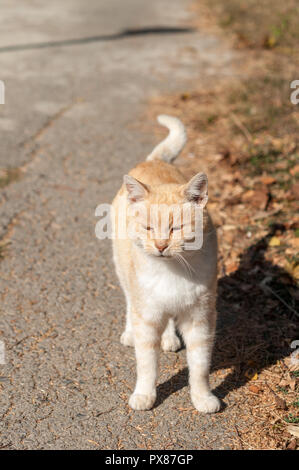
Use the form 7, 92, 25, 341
0, 0, 235, 449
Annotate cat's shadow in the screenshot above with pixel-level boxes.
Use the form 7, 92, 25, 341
155, 225, 298, 409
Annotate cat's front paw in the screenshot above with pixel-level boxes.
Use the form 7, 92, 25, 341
191, 392, 221, 414
120, 330, 134, 347
129, 393, 156, 411
161, 334, 181, 352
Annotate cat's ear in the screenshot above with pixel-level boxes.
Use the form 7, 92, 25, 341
123, 175, 149, 203
184, 172, 208, 207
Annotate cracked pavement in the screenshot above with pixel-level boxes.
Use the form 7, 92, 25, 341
0, 0, 237, 449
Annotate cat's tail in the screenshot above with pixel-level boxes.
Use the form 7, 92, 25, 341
146, 115, 187, 163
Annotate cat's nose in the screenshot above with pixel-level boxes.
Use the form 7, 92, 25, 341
155, 241, 168, 253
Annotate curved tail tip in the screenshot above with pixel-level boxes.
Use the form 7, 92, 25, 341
146, 114, 186, 163
157, 114, 182, 125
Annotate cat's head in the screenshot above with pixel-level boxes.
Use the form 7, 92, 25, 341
123, 173, 208, 258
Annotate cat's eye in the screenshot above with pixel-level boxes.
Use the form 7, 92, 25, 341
142, 225, 153, 231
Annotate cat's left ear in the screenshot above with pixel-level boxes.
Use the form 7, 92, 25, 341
123, 175, 149, 203
184, 172, 208, 207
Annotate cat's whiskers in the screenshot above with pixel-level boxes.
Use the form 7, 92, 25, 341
174, 253, 195, 279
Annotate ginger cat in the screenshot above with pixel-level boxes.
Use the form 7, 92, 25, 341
111, 115, 220, 413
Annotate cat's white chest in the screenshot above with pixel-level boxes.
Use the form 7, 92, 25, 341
138, 257, 204, 314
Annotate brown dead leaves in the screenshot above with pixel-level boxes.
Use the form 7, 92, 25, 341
241, 186, 269, 210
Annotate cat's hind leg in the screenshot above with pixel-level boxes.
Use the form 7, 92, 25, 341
161, 318, 181, 352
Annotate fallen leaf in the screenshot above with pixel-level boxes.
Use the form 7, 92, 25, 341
245, 369, 258, 380
286, 438, 297, 450
289, 220, 299, 230
263, 34, 277, 48
229, 153, 239, 165
222, 224, 236, 231
269, 236, 281, 247
241, 189, 254, 201
242, 188, 268, 210
279, 378, 290, 388
260, 175, 276, 185
249, 384, 261, 394
274, 395, 287, 410
289, 183, 299, 200
289, 238, 299, 249
290, 164, 299, 176
233, 170, 242, 180
285, 262, 299, 281
276, 161, 288, 170
226, 262, 238, 274
180, 92, 191, 101
289, 379, 296, 391
287, 424, 299, 439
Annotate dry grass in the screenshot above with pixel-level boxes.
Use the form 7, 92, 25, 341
198, 0, 299, 53
0, 168, 21, 189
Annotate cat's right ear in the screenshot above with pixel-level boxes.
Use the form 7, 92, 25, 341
123, 175, 149, 203
184, 172, 208, 207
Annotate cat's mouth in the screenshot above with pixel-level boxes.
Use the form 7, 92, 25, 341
153, 251, 173, 259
